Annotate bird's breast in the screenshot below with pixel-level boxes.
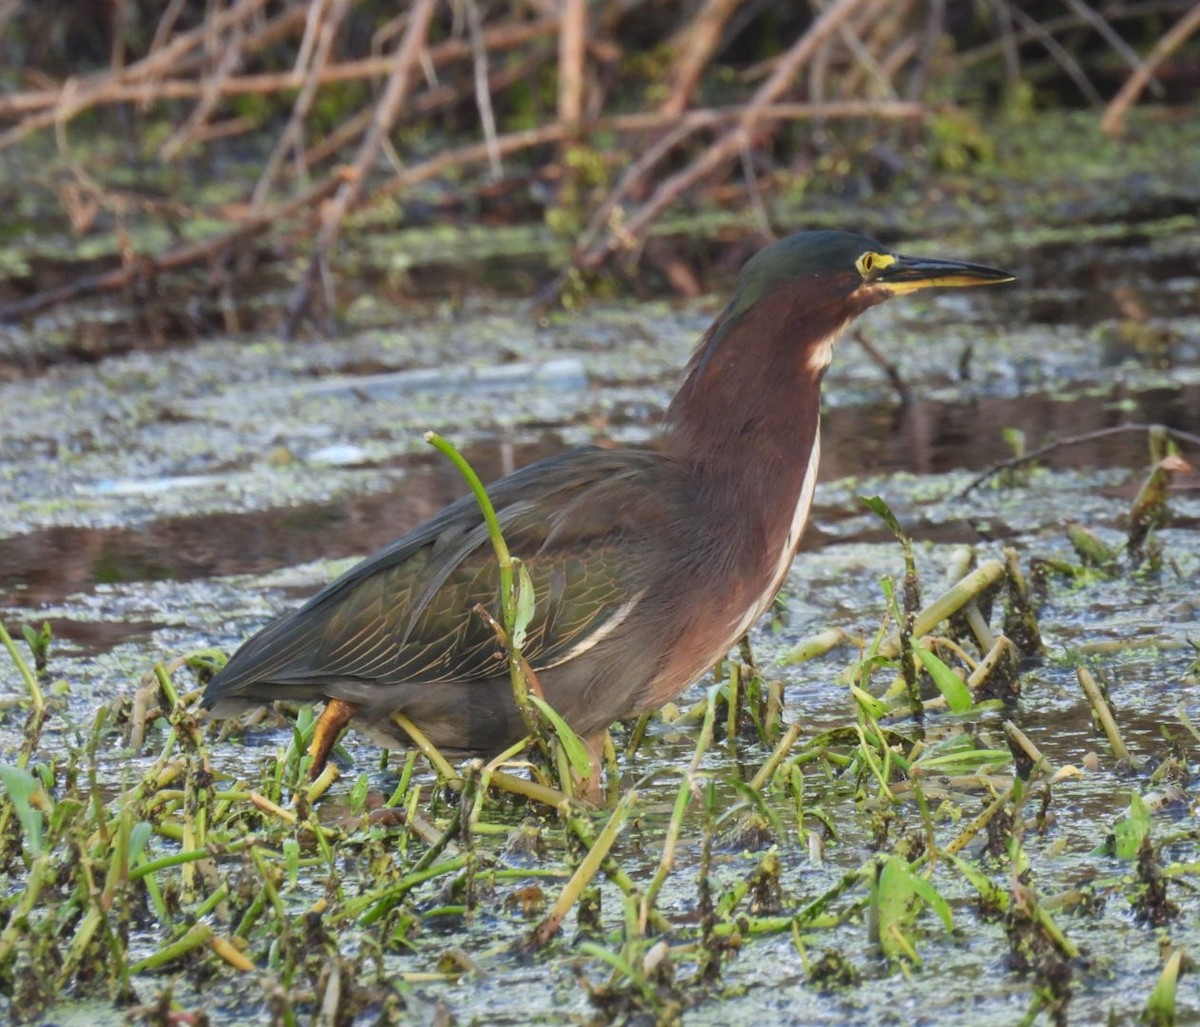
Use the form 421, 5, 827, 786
648, 429, 822, 706
726, 429, 821, 641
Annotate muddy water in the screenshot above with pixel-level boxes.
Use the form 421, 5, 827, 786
3, 367, 1199, 636
1, 228, 1199, 1026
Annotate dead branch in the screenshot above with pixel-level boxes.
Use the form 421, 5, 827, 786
0, 0, 1192, 335
958, 424, 1200, 498
660, 0, 745, 118
1059, 0, 1159, 92
298, 44, 551, 175
662, 0, 744, 117
558, 0, 587, 136
955, 1, 1192, 72
982, 0, 1103, 105
1102, 2, 1200, 134
375, 100, 926, 203
0, 17, 558, 126
0, 0, 291, 149
159, 0, 254, 160
465, 0, 504, 178
578, 0, 873, 271
251, 0, 352, 208
283, 0, 439, 335
0, 174, 345, 323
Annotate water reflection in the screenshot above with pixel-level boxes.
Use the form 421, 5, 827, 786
3, 382, 1197, 623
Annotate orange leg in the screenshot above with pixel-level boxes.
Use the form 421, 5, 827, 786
307, 697, 358, 779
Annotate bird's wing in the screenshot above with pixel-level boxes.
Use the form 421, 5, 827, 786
203, 446, 684, 699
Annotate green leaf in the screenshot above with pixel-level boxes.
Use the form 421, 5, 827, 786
529, 695, 593, 779
879, 574, 902, 624
912, 640, 973, 713
850, 685, 889, 721
284, 837, 300, 886
128, 821, 154, 864
720, 779, 786, 843
349, 772, 370, 816
914, 747, 1011, 775
860, 495, 905, 539
909, 874, 953, 933
1001, 426, 1026, 458
1106, 790, 1152, 860
1143, 949, 1183, 1027
872, 855, 920, 962
0, 764, 45, 855
48, 797, 85, 846
511, 558, 536, 650
1066, 522, 1119, 569
871, 855, 954, 964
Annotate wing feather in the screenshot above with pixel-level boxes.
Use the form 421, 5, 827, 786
203, 445, 686, 705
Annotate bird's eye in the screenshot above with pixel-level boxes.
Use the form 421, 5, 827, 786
855, 251, 893, 278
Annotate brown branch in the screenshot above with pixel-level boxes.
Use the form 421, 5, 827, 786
984, 0, 1104, 106
1101, 1, 1200, 135
0, 18, 557, 123
375, 99, 925, 203
578, 0, 874, 270
298, 45, 552, 175
0, 175, 345, 323
575, 119, 714, 255
466, 0, 504, 178
1059, 0, 1162, 96
905, 0, 945, 101
954, 1, 1193, 71
0, 0, 288, 149
558, 0, 587, 136
251, 0, 352, 208
283, 0, 439, 336
159, 0, 254, 161
148, 0, 191, 58
833, 1, 904, 99
660, 0, 745, 118
957, 424, 1200, 497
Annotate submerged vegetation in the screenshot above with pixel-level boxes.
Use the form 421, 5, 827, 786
1, 433, 1197, 1024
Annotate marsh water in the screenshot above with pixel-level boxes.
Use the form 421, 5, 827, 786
2, 132, 1200, 1023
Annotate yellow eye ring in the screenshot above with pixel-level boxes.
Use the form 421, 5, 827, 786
855, 251, 894, 278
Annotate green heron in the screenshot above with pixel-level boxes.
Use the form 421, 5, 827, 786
202, 230, 1013, 775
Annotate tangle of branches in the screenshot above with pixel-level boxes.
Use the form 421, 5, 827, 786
0, 0, 1194, 333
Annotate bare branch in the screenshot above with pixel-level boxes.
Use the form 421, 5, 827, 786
1102, 2, 1200, 134
284, 0, 439, 334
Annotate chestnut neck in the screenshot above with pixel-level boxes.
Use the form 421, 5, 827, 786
663, 277, 851, 474
654, 277, 858, 585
